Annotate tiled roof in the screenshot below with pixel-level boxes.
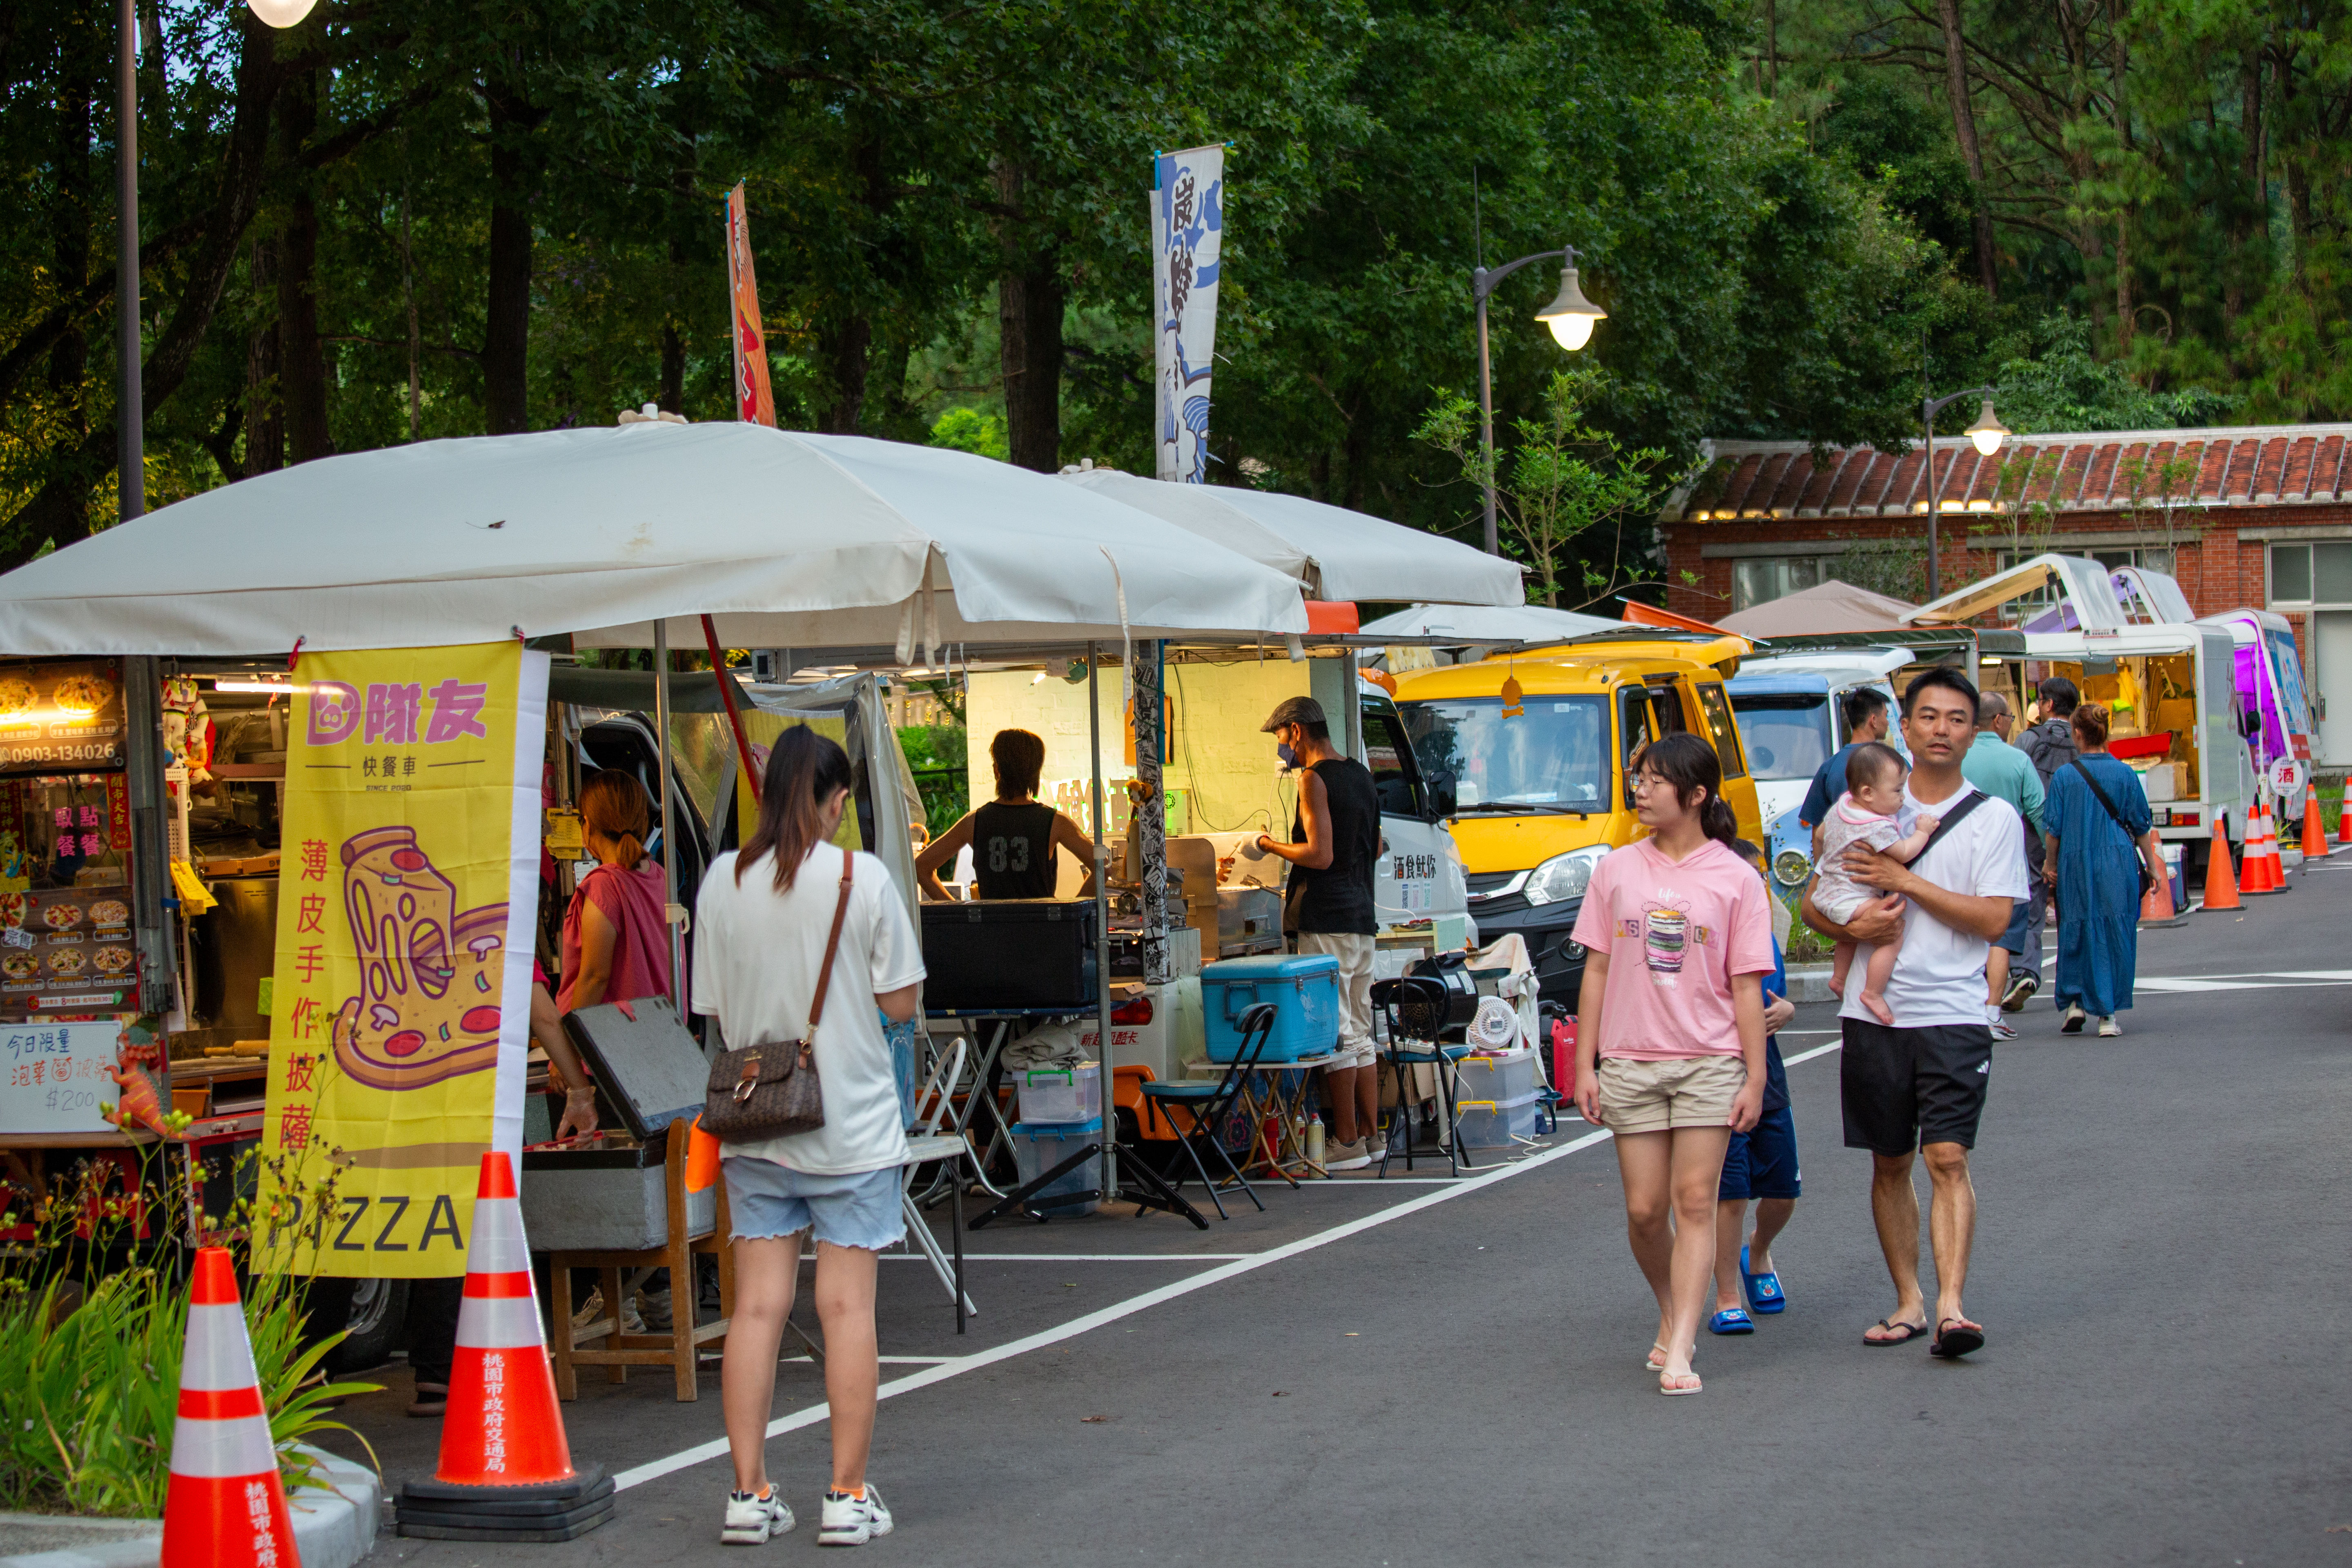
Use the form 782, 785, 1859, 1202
1660, 424, 2352, 522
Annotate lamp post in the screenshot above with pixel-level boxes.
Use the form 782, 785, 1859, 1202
1473, 245, 1605, 556
116, 0, 317, 523
1920, 387, 2009, 597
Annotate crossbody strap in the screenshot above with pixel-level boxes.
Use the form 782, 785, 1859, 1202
1913, 788, 1987, 861
2067, 757, 2138, 843
806, 847, 856, 1035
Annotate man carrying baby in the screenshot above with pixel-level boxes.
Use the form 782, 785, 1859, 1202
1815, 742, 1942, 1025
1801, 668, 2025, 1361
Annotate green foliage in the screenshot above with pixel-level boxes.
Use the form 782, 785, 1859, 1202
1989, 315, 2235, 433
1415, 369, 1672, 608
928, 408, 1008, 462
898, 724, 969, 836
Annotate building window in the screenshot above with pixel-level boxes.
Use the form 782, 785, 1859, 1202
2269, 541, 2352, 606
1730, 555, 1840, 611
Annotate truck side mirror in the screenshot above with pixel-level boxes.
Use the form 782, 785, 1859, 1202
1428, 771, 1457, 819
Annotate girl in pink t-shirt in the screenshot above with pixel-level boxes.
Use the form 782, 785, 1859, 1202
1569, 733, 1772, 1396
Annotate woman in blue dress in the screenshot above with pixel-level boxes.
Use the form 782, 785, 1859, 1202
2042, 702, 2167, 1037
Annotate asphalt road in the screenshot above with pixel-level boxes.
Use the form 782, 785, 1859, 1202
332, 865, 2352, 1567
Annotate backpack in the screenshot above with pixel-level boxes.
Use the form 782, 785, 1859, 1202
2021, 718, 2078, 788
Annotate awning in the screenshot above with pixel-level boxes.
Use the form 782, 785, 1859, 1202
1718, 579, 1917, 637
1358, 602, 1616, 643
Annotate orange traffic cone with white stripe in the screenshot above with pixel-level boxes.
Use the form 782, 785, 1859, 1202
2337, 788, 2352, 846
395, 1152, 614, 1542
2139, 849, 2183, 925
2243, 804, 2286, 893
2199, 819, 2241, 913
160, 1247, 298, 1568
2303, 793, 2331, 858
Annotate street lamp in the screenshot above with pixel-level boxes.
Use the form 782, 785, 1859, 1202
1920, 386, 2008, 597
1474, 245, 1606, 555
116, 0, 316, 523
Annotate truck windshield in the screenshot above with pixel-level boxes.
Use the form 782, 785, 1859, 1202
1399, 695, 1608, 809
2265, 629, 2312, 735
1728, 691, 1830, 781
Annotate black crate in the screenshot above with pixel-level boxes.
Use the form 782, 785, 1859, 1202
921, 899, 1098, 1011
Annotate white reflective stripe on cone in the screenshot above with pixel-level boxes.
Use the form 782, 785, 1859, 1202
453, 1293, 545, 1350
178, 1303, 262, 1390
166, 1415, 278, 1478
463, 1200, 531, 1274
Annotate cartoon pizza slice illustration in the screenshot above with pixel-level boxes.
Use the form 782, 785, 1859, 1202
328, 825, 507, 1092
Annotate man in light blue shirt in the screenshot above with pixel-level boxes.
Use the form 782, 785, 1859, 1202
1961, 693, 2045, 1037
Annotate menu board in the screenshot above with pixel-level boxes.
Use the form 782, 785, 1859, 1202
0, 886, 134, 1022
0, 1020, 123, 1135
0, 662, 126, 776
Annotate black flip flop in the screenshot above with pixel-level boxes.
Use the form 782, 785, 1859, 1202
1863, 1317, 1928, 1346
1930, 1319, 1986, 1358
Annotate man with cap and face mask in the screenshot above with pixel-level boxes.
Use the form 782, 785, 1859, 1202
1255, 696, 1383, 1169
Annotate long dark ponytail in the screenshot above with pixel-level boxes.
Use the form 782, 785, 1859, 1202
1639, 732, 1738, 845
736, 724, 854, 891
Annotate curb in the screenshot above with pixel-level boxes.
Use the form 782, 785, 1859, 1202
1782, 963, 1836, 1004
0, 1446, 379, 1568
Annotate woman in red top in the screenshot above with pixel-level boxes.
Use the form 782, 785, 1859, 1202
561, 769, 674, 1011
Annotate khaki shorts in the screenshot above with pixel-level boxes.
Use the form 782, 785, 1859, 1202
1295, 931, 1377, 1069
1596, 1054, 1748, 1135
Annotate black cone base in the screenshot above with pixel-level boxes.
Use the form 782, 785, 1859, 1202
395, 1460, 615, 1540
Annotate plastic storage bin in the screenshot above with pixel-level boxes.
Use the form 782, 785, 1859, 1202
1010, 1118, 1103, 1215
1455, 1089, 1544, 1150
1201, 953, 1339, 1062
1454, 1047, 1539, 1107
1015, 1061, 1102, 1125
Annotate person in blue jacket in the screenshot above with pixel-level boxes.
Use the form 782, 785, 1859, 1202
1710, 843, 1803, 1334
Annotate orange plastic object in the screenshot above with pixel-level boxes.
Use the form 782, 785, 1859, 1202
435, 1154, 577, 1487
1304, 600, 1360, 635
685, 1115, 721, 1192
160, 1248, 298, 1568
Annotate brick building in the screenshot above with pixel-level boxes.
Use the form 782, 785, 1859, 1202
1657, 423, 2352, 768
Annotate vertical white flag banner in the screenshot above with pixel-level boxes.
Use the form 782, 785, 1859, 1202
1153, 145, 1225, 485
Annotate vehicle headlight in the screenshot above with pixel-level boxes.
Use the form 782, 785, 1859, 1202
1772, 846, 1812, 888
1526, 846, 1606, 906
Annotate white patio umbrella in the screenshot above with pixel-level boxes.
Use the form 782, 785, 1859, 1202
1059, 467, 1522, 606
0, 424, 1310, 656
1360, 601, 1618, 642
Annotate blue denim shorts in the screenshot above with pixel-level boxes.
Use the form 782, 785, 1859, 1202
722, 1158, 905, 1252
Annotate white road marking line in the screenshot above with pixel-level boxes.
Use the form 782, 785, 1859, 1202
879, 1253, 1248, 1263
610, 1124, 1617, 1493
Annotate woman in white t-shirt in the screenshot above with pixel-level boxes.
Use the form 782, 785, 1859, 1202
693, 727, 925, 1548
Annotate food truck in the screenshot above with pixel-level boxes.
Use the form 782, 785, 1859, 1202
2197, 609, 2315, 824
1907, 554, 2253, 878
1390, 629, 1766, 1006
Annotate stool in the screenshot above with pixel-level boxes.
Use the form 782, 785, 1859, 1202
548, 1120, 734, 1403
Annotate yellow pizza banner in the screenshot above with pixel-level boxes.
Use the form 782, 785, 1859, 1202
257, 642, 548, 1277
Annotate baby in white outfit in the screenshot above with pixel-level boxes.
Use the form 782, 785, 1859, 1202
1815, 744, 1940, 1024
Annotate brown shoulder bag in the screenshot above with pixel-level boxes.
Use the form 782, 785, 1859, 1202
702, 847, 855, 1141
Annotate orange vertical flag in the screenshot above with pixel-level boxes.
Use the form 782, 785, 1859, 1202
726, 183, 777, 428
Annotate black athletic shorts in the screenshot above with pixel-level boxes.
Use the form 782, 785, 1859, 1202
1839, 1018, 1992, 1157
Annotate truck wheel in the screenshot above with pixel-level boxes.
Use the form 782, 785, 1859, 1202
323, 1276, 410, 1375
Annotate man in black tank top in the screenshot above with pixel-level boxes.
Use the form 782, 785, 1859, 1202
916, 728, 1098, 901
1254, 697, 1383, 1169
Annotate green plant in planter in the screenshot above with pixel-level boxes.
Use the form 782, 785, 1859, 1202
0, 1132, 381, 1517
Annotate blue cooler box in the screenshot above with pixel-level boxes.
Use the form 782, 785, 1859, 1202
1202, 953, 1340, 1062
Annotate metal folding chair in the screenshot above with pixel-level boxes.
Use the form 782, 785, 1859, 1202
900, 1036, 975, 1330
1135, 1002, 1278, 1219
1371, 976, 1469, 1176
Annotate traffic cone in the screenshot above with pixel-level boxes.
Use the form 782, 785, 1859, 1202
2303, 793, 2331, 858
160, 1247, 298, 1568
2337, 789, 2352, 846
2244, 805, 2286, 894
395, 1152, 614, 1542
2139, 855, 2183, 925
2199, 819, 2241, 913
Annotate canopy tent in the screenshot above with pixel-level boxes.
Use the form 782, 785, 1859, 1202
1359, 601, 1618, 643
1717, 579, 1916, 637
0, 423, 1309, 657
1058, 468, 1522, 607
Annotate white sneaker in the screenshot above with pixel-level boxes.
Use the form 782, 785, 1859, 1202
1989, 1016, 2018, 1041
723, 1486, 794, 1545
819, 1485, 893, 1546
2097, 1015, 2122, 1037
